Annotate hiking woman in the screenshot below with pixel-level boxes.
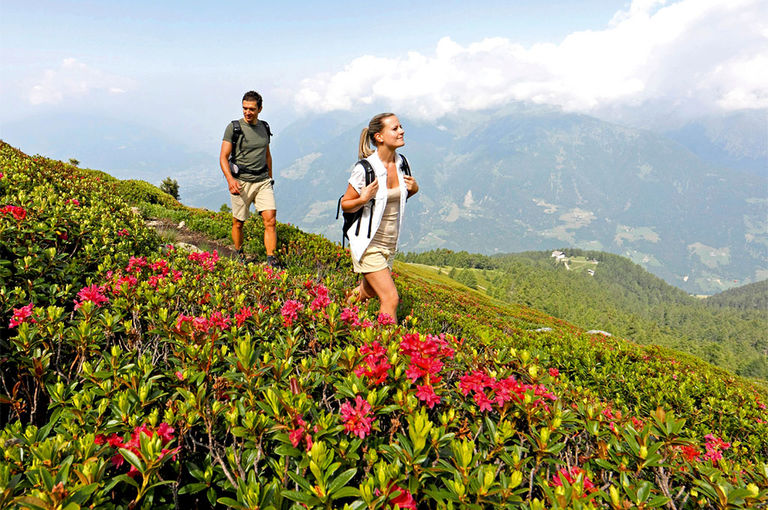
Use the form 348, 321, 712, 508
340, 113, 419, 320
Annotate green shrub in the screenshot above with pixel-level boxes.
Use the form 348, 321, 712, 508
115, 179, 182, 209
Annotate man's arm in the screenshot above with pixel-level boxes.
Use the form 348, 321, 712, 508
266, 145, 273, 179
219, 140, 240, 195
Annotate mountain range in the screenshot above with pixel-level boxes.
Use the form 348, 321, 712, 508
268, 105, 767, 294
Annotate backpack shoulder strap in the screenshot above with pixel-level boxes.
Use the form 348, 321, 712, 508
357, 159, 376, 186
355, 159, 377, 237
399, 153, 411, 176
230, 120, 243, 164
231, 120, 242, 138
260, 120, 273, 139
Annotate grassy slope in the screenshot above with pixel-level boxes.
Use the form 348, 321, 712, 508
3, 142, 768, 508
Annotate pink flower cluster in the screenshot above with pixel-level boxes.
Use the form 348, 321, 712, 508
340, 395, 375, 439
551, 466, 596, 493
459, 370, 557, 412
234, 306, 253, 327
400, 333, 454, 408
354, 341, 391, 385
308, 283, 331, 311
127, 256, 148, 273
0, 205, 27, 221
340, 306, 360, 326
109, 256, 183, 293
703, 434, 731, 462
117, 228, 129, 237
95, 423, 177, 478
74, 285, 110, 310
9, 303, 36, 328
176, 311, 232, 333
262, 264, 283, 280
377, 313, 396, 325
288, 415, 315, 451
281, 299, 304, 327
187, 250, 219, 271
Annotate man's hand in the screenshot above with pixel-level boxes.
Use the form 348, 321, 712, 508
228, 178, 241, 195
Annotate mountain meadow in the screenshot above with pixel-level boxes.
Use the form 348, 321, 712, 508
397, 249, 768, 380
1, 141, 767, 508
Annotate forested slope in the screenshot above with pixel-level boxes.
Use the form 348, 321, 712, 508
398, 249, 768, 379
705, 279, 768, 311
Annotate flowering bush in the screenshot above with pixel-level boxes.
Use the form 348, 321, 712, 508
1, 143, 767, 509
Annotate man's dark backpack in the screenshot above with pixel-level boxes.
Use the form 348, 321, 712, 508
228, 120, 272, 176
335, 154, 411, 248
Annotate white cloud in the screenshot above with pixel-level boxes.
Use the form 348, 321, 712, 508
27, 58, 132, 105
295, 0, 768, 118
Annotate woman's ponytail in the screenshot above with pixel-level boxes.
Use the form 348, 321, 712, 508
357, 113, 395, 159
358, 127, 373, 159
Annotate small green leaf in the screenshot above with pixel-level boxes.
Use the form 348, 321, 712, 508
282, 490, 320, 505
119, 448, 146, 473
179, 482, 209, 495
328, 468, 357, 495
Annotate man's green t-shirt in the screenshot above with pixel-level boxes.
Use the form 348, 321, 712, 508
223, 119, 270, 183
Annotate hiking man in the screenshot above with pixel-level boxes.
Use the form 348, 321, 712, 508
219, 90, 279, 266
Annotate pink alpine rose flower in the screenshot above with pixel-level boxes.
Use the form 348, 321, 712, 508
74, 285, 109, 309
551, 466, 596, 493
416, 384, 441, 408
9, 303, 36, 328
703, 434, 731, 462
340, 395, 375, 439
340, 306, 360, 326
281, 299, 304, 327
377, 313, 396, 325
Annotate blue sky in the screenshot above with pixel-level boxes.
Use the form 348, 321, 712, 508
1, 0, 766, 150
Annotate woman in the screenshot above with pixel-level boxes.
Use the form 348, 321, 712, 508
340, 113, 419, 320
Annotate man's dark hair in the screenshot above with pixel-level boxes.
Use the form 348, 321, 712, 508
242, 91, 263, 108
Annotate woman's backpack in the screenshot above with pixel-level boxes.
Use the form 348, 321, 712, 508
336, 154, 411, 247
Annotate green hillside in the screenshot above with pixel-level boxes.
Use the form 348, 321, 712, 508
2, 142, 767, 508
705, 280, 768, 311
399, 249, 768, 380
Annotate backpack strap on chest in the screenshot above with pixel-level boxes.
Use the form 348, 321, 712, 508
356, 160, 376, 237
230, 120, 243, 166
399, 153, 411, 176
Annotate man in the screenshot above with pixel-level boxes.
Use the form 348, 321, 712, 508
219, 91, 279, 266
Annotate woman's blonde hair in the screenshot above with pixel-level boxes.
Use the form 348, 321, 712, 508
358, 113, 396, 159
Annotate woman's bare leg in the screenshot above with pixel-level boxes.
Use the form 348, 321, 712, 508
362, 268, 399, 319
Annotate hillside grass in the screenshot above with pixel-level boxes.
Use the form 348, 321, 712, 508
2, 142, 767, 509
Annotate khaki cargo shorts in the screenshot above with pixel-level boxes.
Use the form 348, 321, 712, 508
231, 179, 276, 221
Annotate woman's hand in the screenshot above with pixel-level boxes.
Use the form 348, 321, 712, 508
340, 179, 378, 213
359, 177, 379, 202
404, 175, 419, 197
